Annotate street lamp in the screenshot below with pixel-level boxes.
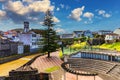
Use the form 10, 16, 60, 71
58, 41, 64, 54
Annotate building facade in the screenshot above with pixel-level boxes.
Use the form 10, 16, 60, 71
98, 30, 113, 35
18, 22, 43, 52
105, 33, 120, 43
0, 36, 24, 57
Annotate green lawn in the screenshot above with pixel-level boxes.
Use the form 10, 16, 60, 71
59, 42, 86, 58
44, 66, 60, 73
93, 42, 120, 51
60, 42, 120, 56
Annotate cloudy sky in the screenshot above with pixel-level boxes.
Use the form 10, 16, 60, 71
0, 0, 120, 33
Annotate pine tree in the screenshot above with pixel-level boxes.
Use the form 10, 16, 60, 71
43, 10, 58, 58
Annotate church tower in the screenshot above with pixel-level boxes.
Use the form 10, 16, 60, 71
24, 21, 29, 33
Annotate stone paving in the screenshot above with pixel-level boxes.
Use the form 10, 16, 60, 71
31, 51, 103, 80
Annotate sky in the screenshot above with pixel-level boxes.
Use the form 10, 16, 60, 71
0, 0, 120, 33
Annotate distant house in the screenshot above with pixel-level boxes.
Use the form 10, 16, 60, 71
98, 30, 113, 35
105, 33, 120, 43
73, 31, 84, 38
18, 22, 43, 52
84, 30, 93, 38
73, 30, 93, 38
114, 28, 120, 35
3, 30, 19, 42
60, 34, 74, 39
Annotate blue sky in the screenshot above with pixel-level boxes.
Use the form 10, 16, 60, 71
0, 0, 120, 33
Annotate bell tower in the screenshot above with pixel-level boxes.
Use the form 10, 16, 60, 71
24, 21, 29, 33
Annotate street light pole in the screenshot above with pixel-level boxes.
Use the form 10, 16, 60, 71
61, 41, 64, 54
58, 41, 64, 54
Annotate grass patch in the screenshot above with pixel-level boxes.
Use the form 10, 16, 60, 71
61, 42, 86, 55
45, 66, 60, 73
93, 42, 120, 51
59, 50, 63, 58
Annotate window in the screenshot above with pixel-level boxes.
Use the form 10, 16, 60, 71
32, 34, 36, 37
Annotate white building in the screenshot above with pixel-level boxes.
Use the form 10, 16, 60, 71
73, 30, 93, 38
105, 33, 120, 41
73, 31, 84, 38
18, 22, 43, 52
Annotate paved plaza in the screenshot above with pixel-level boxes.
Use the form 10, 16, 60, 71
31, 51, 103, 80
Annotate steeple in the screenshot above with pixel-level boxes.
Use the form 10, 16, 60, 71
23, 21, 29, 33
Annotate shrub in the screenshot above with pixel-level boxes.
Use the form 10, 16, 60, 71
59, 50, 63, 59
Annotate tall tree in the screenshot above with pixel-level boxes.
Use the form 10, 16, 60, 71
43, 10, 58, 58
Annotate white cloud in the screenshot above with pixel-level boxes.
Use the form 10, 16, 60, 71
103, 13, 111, 18
0, 0, 7, 2
39, 21, 44, 25
28, 17, 38, 21
0, 0, 4, 1
0, 10, 6, 19
29, 0, 54, 13
0, 0, 59, 23
83, 12, 94, 20
98, 10, 105, 15
60, 4, 64, 8
23, 0, 33, 3
98, 10, 111, 18
52, 2, 55, 5
84, 21, 88, 24
66, 5, 70, 10
5, 1, 30, 15
55, 28, 65, 33
69, 6, 85, 21
4, 0, 54, 15
52, 16, 60, 23
56, 7, 60, 11
84, 20, 93, 24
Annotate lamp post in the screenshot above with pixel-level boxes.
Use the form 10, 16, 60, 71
58, 41, 64, 54
69, 44, 71, 54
